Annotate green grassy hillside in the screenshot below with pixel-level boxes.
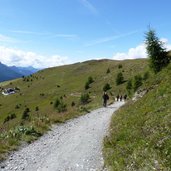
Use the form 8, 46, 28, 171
103, 62, 171, 170
0, 59, 148, 161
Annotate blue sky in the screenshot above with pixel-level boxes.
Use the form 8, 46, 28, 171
0, 0, 171, 68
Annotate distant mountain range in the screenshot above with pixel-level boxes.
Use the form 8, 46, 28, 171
0, 62, 39, 82
9, 66, 39, 76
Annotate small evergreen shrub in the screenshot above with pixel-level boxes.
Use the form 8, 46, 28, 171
143, 71, 150, 80
84, 76, 94, 90
22, 108, 30, 120
10, 113, 16, 119
116, 72, 124, 85
54, 98, 67, 113
54, 98, 60, 108
15, 87, 20, 91
71, 101, 75, 107
35, 106, 39, 111
133, 75, 143, 92
85, 81, 90, 90
103, 83, 111, 92
80, 93, 90, 105
106, 68, 110, 74
3, 113, 17, 124
126, 79, 133, 94
15, 104, 20, 109
118, 64, 123, 69
88, 76, 94, 84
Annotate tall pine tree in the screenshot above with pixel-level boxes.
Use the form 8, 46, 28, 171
145, 28, 169, 73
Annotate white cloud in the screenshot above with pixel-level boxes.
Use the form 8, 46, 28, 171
112, 38, 171, 60
160, 38, 171, 51
112, 44, 147, 60
0, 46, 69, 69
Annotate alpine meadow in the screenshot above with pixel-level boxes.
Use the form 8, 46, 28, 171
1, 1, 171, 169
0, 59, 148, 161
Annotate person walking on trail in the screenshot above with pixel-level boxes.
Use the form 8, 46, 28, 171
103, 92, 109, 107
116, 94, 119, 101
124, 94, 127, 101
120, 95, 123, 101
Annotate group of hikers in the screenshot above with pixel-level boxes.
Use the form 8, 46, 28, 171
102, 92, 127, 107
116, 94, 127, 102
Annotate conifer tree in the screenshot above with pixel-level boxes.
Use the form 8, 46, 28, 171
116, 72, 124, 85
126, 79, 132, 94
133, 75, 142, 92
145, 28, 169, 73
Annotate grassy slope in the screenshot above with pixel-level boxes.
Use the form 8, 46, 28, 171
103, 63, 171, 170
0, 59, 148, 161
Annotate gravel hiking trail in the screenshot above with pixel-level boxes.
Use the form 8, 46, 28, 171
0, 101, 124, 171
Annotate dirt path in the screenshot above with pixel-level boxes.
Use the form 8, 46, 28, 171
0, 101, 124, 171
